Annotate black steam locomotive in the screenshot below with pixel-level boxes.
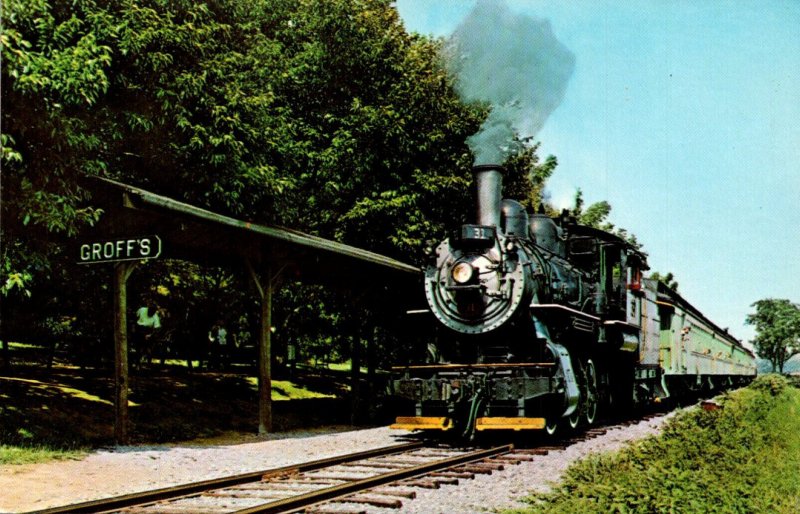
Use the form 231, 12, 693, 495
392, 165, 755, 438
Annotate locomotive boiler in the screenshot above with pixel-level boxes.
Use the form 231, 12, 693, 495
391, 165, 755, 438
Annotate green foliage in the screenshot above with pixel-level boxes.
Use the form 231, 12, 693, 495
513, 375, 800, 514
2, 0, 550, 270
2, 0, 558, 368
570, 189, 642, 249
279, 2, 486, 260
746, 299, 800, 374
1, 271, 32, 297
572, 188, 611, 228
501, 142, 558, 211
0, 444, 86, 465
650, 271, 679, 292
243, 377, 335, 401
749, 373, 789, 396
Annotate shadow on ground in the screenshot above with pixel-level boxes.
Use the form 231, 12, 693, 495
0, 362, 355, 448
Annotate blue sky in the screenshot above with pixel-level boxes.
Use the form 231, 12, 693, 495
396, 0, 800, 344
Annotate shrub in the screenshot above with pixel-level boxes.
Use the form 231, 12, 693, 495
749, 373, 789, 396
513, 377, 800, 514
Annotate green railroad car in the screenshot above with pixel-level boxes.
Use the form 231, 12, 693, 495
636, 279, 757, 397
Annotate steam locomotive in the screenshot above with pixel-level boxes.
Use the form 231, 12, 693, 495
392, 165, 756, 438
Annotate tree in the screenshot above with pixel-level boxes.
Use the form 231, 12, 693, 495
746, 299, 800, 374
569, 189, 642, 250
649, 271, 679, 291
572, 188, 611, 229
0, 0, 487, 281
500, 140, 558, 212
2, 0, 558, 369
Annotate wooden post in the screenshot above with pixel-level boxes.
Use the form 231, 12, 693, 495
350, 330, 362, 426
258, 269, 273, 434
366, 326, 377, 421
113, 262, 136, 445
247, 260, 281, 435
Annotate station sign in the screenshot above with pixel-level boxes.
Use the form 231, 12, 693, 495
78, 235, 162, 264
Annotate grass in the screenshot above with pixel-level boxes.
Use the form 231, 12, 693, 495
7, 342, 43, 350
324, 360, 368, 374
0, 444, 86, 465
509, 375, 800, 514
244, 377, 336, 400
161, 359, 204, 368
1, 376, 140, 406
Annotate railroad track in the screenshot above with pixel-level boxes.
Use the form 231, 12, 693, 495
32, 442, 512, 514
31, 413, 666, 514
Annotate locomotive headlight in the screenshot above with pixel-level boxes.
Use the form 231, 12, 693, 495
451, 262, 475, 284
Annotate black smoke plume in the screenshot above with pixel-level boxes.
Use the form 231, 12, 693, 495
445, 0, 575, 165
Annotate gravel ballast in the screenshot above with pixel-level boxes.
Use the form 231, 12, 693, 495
0, 415, 673, 513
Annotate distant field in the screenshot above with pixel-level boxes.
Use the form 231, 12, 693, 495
510, 375, 800, 514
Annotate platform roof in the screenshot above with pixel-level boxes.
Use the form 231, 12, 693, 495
82, 176, 421, 294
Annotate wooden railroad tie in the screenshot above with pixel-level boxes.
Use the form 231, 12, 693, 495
332, 494, 404, 509
400, 478, 441, 489
514, 448, 550, 456
369, 488, 417, 499
455, 464, 494, 475
429, 470, 476, 479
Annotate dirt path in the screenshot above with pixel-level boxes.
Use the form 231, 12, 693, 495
0, 427, 398, 513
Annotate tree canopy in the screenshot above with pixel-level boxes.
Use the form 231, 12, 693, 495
569, 188, 641, 250
746, 299, 800, 374
649, 271, 679, 292
1, 0, 556, 370
1, 0, 553, 285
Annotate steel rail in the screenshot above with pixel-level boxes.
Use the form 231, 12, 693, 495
28, 442, 424, 514
231, 444, 514, 514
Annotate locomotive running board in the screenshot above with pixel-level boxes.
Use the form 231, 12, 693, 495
391, 416, 454, 431
475, 417, 546, 431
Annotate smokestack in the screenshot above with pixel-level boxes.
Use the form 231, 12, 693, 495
473, 164, 504, 227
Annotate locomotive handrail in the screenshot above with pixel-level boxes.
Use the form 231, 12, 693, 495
603, 320, 640, 330
529, 303, 601, 321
